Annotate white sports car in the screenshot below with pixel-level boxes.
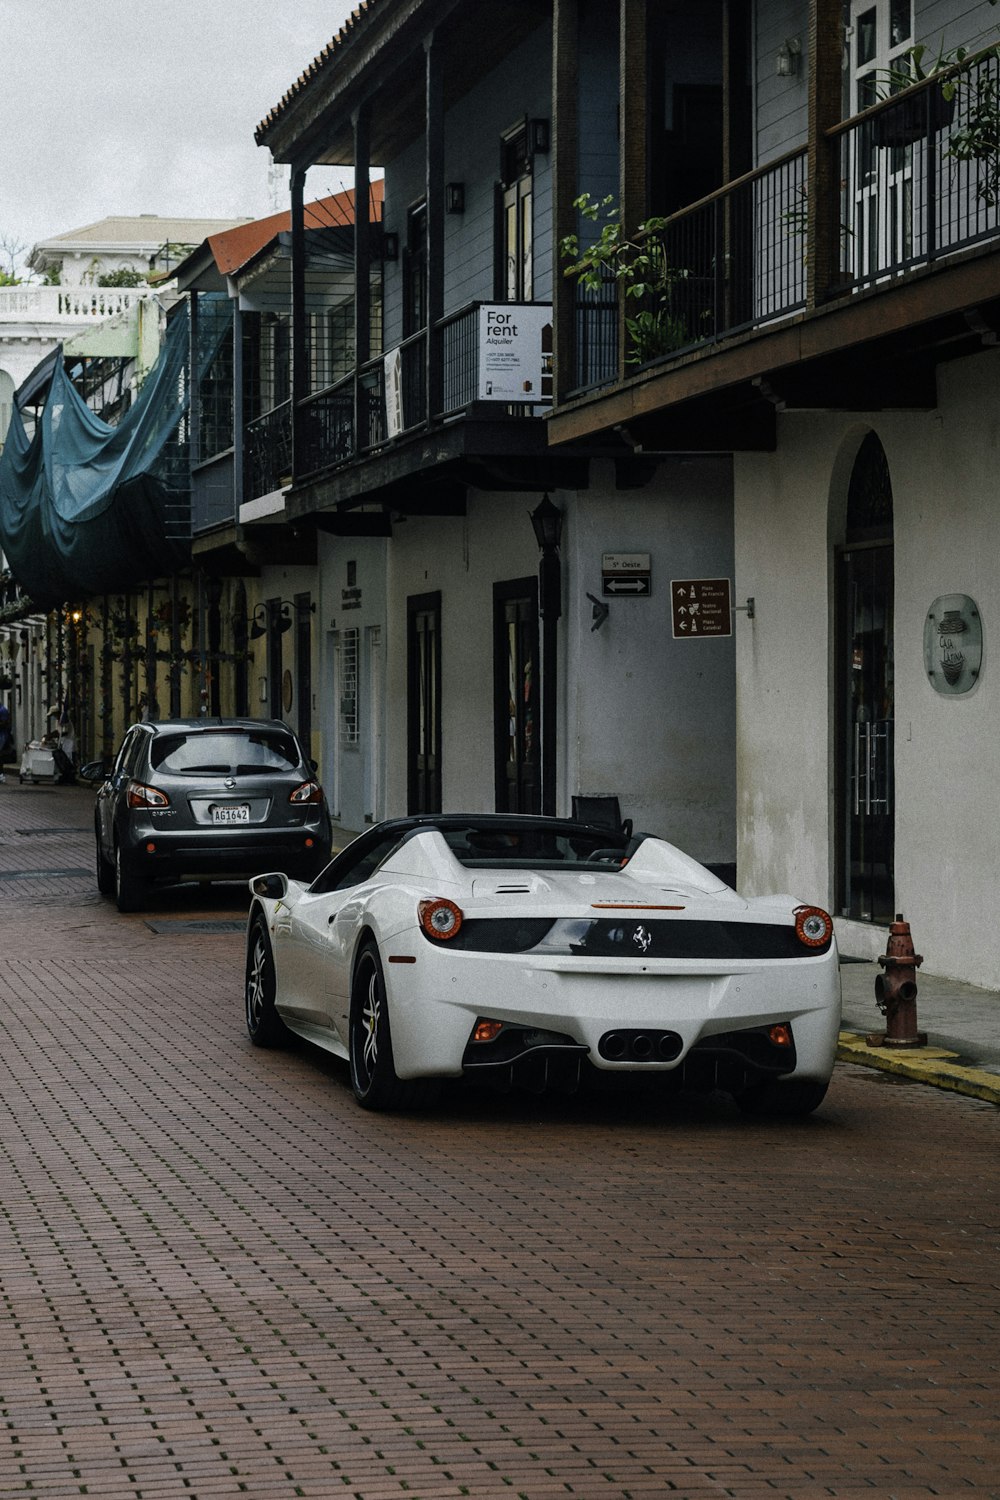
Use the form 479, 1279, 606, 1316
244, 813, 841, 1116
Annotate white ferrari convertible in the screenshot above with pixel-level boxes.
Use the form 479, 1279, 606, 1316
244, 813, 841, 1115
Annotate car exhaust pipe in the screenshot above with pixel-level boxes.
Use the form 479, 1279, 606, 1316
631, 1034, 653, 1059
603, 1032, 626, 1059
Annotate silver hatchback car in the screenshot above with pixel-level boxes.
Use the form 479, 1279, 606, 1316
94, 718, 333, 911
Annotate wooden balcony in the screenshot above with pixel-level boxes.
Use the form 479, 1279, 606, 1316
550, 48, 1000, 451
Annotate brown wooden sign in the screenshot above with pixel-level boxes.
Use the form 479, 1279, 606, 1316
670, 578, 732, 638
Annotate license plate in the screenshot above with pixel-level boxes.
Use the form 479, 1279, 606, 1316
211, 804, 250, 824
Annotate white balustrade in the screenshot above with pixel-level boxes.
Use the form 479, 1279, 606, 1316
0, 283, 157, 323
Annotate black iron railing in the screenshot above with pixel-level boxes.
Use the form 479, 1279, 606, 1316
291, 302, 546, 481
834, 45, 1000, 290
571, 149, 808, 393
570, 45, 999, 393
244, 400, 292, 502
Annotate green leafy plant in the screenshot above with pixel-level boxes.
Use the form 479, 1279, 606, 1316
560, 194, 704, 364
97, 266, 148, 288
878, 39, 1000, 205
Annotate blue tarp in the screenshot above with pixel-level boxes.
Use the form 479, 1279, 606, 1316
0, 307, 193, 610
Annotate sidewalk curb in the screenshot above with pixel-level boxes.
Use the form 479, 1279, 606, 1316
838, 1030, 1000, 1106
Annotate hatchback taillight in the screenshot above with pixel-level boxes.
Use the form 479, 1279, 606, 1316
289, 780, 324, 805
127, 780, 170, 809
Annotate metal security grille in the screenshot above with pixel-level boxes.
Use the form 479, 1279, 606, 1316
338, 628, 359, 746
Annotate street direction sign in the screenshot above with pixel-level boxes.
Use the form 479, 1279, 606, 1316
670, 578, 733, 638
602, 552, 651, 598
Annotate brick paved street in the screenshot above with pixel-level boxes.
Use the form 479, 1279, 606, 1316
1, 784, 998, 1499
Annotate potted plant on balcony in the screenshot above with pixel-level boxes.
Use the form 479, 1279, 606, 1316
875, 38, 1000, 207
561, 194, 704, 366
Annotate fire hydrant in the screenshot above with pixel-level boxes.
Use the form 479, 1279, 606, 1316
868, 913, 926, 1048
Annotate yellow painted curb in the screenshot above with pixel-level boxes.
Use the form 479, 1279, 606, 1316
838, 1030, 1000, 1106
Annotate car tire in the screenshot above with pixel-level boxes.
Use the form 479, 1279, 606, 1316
114, 843, 147, 914
734, 1078, 829, 1118
349, 942, 439, 1111
245, 915, 287, 1047
96, 832, 114, 896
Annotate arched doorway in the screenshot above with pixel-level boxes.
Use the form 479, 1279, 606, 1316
835, 431, 894, 923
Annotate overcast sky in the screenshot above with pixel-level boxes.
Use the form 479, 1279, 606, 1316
0, 0, 358, 273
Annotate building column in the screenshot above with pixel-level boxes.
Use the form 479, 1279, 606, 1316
353, 101, 372, 449
552, 0, 580, 404
619, 0, 648, 381
425, 31, 444, 421
290, 165, 308, 478
807, 0, 844, 307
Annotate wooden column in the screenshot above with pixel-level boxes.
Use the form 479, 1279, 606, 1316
552, 0, 580, 404
425, 31, 444, 422
807, 0, 845, 308
290, 166, 308, 478
619, 0, 649, 379
353, 103, 372, 450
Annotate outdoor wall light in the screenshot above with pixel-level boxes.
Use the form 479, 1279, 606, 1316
249, 606, 268, 640
776, 38, 801, 76
445, 182, 465, 214
530, 494, 563, 625
530, 118, 551, 154
382, 230, 399, 261
530, 492, 563, 552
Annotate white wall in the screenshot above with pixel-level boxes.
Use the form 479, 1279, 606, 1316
734, 346, 1000, 988
380, 461, 736, 863
562, 459, 736, 859
384, 495, 540, 816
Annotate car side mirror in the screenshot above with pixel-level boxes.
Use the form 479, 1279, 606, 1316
250, 872, 288, 900
79, 760, 108, 783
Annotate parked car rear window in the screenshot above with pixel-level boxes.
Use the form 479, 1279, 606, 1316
150, 730, 301, 776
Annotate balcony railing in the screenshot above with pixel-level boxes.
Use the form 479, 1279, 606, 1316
835, 45, 1000, 289
0, 284, 156, 324
244, 400, 292, 501
572, 149, 808, 393
293, 302, 544, 482
570, 44, 1000, 394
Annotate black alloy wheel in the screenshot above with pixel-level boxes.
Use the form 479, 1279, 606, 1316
245, 915, 286, 1047
114, 842, 147, 914
349, 942, 438, 1111
95, 829, 114, 896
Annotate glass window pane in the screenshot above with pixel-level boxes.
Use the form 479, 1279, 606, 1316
890, 0, 911, 49
857, 8, 877, 66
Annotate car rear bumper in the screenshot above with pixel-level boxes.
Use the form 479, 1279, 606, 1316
121, 824, 330, 884
380, 942, 842, 1084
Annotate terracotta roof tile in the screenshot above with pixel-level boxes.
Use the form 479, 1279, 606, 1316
205, 181, 385, 276
256, 0, 377, 141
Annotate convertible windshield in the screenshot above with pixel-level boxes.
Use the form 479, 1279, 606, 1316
150, 730, 300, 776
440, 822, 628, 870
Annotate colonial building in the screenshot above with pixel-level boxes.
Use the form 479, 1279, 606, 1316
254, 0, 738, 867
544, 0, 1000, 988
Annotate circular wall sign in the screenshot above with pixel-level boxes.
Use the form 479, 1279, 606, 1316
923, 594, 983, 695
281, 668, 293, 713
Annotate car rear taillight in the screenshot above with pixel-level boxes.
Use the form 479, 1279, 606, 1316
127, 780, 169, 809
794, 905, 833, 948
418, 898, 464, 941
289, 780, 324, 805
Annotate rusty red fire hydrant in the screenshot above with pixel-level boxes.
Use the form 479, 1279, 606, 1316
868, 913, 926, 1048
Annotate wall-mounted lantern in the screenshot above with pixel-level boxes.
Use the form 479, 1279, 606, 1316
776, 37, 801, 76
445, 182, 465, 214
529, 118, 551, 154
